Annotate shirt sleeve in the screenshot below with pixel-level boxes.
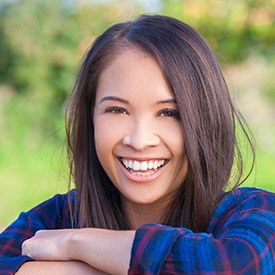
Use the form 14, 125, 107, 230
129, 188, 275, 274
0, 191, 74, 274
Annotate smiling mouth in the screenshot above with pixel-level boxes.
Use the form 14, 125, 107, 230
119, 158, 167, 176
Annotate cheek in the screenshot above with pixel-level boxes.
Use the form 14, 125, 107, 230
162, 122, 187, 176
93, 116, 126, 161
94, 118, 112, 161
161, 122, 185, 155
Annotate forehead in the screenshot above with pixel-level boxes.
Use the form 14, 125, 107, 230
99, 47, 158, 79
96, 49, 174, 101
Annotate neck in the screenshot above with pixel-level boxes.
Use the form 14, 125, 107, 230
121, 198, 171, 230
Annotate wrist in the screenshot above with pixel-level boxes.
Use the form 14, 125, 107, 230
66, 229, 86, 261
67, 228, 135, 274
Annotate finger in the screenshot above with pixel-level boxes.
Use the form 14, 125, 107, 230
22, 239, 31, 257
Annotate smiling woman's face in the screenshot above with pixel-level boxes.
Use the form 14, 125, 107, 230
93, 49, 188, 212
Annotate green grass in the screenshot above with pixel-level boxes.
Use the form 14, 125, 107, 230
0, 132, 69, 230
243, 148, 275, 191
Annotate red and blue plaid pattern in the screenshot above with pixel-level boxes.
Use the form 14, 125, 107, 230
129, 188, 275, 274
0, 188, 274, 274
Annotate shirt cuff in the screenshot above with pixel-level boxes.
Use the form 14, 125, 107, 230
0, 255, 33, 274
129, 223, 184, 274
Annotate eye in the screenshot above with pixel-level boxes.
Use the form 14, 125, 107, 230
105, 106, 129, 115
158, 108, 180, 120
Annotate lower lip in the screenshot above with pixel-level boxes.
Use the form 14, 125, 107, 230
117, 159, 168, 183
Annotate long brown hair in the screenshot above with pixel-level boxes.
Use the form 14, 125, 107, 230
65, 14, 255, 232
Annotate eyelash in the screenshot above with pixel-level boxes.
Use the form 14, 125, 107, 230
104, 106, 180, 120
105, 106, 129, 115
158, 108, 180, 120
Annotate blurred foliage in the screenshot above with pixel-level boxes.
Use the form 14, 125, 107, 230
0, 0, 274, 135
0, 0, 275, 228
162, 0, 275, 62
0, 0, 138, 140
162, 0, 275, 104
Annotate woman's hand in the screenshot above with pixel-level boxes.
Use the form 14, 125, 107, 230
22, 228, 135, 275
22, 229, 75, 261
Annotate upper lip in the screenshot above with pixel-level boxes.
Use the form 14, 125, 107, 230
118, 156, 168, 161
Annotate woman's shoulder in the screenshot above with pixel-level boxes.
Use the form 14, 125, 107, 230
208, 187, 275, 232
15, 189, 78, 230
27, 189, 76, 214
229, 186, 274, 196
222, 186, 275, 208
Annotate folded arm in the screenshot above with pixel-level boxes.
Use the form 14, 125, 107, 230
21, 228, 135, 275
16, 261, 106, 275
8, 188, 275, 274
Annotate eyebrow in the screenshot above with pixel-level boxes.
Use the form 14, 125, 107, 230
99, 96, 176, 104
157, 99, 177, 104
99, 96, 129, 104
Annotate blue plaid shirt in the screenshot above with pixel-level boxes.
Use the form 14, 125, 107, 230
0, 187, 274, 274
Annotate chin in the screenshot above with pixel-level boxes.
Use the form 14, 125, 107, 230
126, 193, 165, 206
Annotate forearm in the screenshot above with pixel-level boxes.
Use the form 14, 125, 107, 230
21, 228, 135, 275
16, 261, 107, 275
69, 229, 135, 275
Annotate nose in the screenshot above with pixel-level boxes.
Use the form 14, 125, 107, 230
122, 119, 160, 151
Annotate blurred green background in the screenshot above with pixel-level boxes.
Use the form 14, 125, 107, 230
0, 0, 275, 229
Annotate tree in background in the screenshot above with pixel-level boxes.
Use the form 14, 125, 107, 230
162, 0, 275, 62
0, 0, 274, 140
0, 0, 135, 142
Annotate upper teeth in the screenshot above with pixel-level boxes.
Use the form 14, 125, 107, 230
122, 159, 165, 171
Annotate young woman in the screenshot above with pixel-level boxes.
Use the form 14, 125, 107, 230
0, 14, 274, 274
